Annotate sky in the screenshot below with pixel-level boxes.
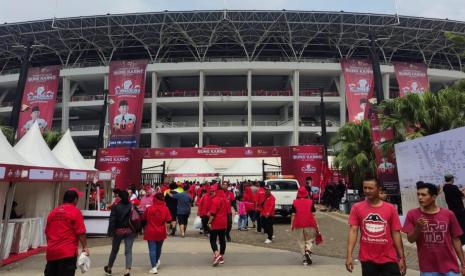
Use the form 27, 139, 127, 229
0, 0, 464, 23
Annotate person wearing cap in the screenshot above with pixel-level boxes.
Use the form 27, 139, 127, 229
23, 105, 47, 132
291, 186, 318, 266
113, 100, 136, 131
261, 186, 276, 244
143, 193, 172, 274
442, 173, 465, 245
207, 184, 229, 266
45, 188, 88, 276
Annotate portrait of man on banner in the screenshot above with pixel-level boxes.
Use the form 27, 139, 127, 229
112, 100, 136, 134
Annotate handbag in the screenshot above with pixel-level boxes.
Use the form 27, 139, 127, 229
115, 227, 132, 237
128, 205, 142, 233
315, 230, 323, 245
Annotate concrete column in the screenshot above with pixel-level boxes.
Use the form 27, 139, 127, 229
151, 72, 159, 148
0, 89, 9, 104
338, 74, 347, 126
61, 77, 70, 131
199, 71, 205, 147
247, 70, 252, 146
382, 73, 390, 100
292, 70, 300, 146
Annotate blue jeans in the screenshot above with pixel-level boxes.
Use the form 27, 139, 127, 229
147, 240, 164, 268
420, 272, 460, 276
238, 215, 248, 229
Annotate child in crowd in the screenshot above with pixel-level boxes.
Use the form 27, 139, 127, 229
236, 195, 248, 231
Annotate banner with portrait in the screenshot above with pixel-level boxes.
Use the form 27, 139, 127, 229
108, 60, 148, 147
17, 65, 61, 139
341, 59, 375, 123
394, 62, 429, 96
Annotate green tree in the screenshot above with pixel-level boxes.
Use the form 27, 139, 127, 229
330, 120, 377, 190
42, 130, 63, 149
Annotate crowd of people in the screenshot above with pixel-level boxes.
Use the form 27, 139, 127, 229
42, 173, 465, 276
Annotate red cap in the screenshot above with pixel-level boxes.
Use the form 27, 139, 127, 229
297, 186, 309, 198
68, 187, 84, 198
210, 184, 219, 191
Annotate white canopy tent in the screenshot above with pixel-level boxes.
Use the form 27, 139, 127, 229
168, 158, 219, 181
52, 130, 95, 171
222, 158, 263, 182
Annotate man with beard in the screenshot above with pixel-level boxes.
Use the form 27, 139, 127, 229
346, 177, 406, 276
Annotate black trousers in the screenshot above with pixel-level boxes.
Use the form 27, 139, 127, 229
44, 256, 77, 276
261, 216, 273, 240
361, 261, 401, 276
256, 211, 262, 232
209, 229, 226, 255
226, 214, 232, 239
452, 209, 465, 244
201, 215, 210, 234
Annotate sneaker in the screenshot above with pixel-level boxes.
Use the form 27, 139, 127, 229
213, 254, 222, 267
226, 236, 231, 242
264, 239, 272, 244
157, 260, 161, 268
243, 228, 248, 231
302, 260, 308, 266
304, 251, 312, 265
104, 266, 112, 276
149, 267, 158, 274
219, 255, 225, 264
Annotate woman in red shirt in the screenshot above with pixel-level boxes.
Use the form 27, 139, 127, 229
208, 184, 229, 266
291, 186, 318, 266
143, 193, 172, 274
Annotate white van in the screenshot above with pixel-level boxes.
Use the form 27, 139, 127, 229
264, 178, 300, 217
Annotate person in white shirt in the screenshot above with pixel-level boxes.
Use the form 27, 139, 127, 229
113, 100, 136, 131
23, 106, 47, 131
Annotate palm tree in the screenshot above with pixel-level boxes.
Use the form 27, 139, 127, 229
330, 120, 377, 190
42, 130, 63, 149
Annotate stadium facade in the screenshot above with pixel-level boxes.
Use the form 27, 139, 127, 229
0, 10, 464, 157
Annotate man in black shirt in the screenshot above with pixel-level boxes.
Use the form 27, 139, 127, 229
442, 174, 465, 244
165, 182, 178, 236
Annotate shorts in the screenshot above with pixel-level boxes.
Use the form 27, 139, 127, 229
44, 256, 77, 276
177, 214, 189, 225
420, 272, 460, 276
361, 261, 401, 276
169, 209, 177, 222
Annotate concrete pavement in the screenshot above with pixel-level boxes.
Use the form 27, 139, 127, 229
1, 236, 418, 276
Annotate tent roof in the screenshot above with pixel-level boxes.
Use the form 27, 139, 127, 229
14, 122, 68, 168
0, 128, 29, 165
169, 158, 218, 176
222, 158, 262, 176
52, 130, 96, 171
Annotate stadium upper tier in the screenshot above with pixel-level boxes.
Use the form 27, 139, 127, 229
1, 10, 465, 74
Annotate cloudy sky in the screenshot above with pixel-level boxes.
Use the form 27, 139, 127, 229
0, 0, 464, 23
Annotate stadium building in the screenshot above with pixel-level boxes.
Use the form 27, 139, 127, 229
0, 10, 464, 157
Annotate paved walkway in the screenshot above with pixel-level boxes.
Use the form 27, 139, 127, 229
1, 236, 418, 276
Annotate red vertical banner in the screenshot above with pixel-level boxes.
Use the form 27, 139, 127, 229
369, 113, 400, 197
17, 66, 61, 139
394, 62, 429, 96
341, 59, 375, 123
108, 60, 148, 147
96, 148, 142, 190
281, 146, 325, 190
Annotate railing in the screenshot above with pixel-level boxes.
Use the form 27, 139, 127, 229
204, 90, 247, 97
299, 119, 340, 127
300, 90, 339, 97
252, 90, 292, 96
69, 124, 100, 131
204, 121, 246, 127
158, 91, 199, 97
253, 119, 293, 127
156, 121, 199, 128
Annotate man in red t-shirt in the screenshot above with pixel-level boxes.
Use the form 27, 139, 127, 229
208, 184, 228, 267
255, 182, 266, 233
346, 178, 406, 276
45, 188, 88, 276
402, 182, 465, 275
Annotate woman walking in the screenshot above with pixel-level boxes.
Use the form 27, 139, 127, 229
291, 186, 318, 266
208, 184, 229, 266
104, 191, 137, 276
143, 193, 172, 274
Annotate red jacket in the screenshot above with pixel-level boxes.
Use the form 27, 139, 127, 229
292, 198, 317, 229
143, 199, 172, 241
197, 193, 211, 216
261, 194, 276, 217
243, 186, 256, 212
209, 190, 228, 230
255, 187, 266, 212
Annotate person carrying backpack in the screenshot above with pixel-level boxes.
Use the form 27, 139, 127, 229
104, 190, 140, 276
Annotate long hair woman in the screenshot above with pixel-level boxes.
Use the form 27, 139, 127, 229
143, 192, 172, 274
105, 190, 136, 276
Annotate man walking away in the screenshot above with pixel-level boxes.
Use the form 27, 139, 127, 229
346, 177, 406, 276
168, 186, 192, 238
262, 186, 276, 244
291, 186, 318, 266
164, 183, 178, 236
208, 184, 228, 266
403, 182, 465, 276
45, 188, 88, 276
442, 174, 465, 245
